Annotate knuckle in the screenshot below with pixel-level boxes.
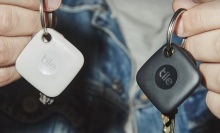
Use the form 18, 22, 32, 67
216, 112, 220, 119
212, 31, 220, 60
31, 16, 41, 34
216, 107, 220, 119
184, 9, 208, 31
217, 71, 220, 89
0, 68, 12, 87
0, 37, 10, 65
0, 6, 17, 34
26, 0, 38, 9
184, 37, 196, 57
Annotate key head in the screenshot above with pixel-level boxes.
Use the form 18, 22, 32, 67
136, 44, 201, 114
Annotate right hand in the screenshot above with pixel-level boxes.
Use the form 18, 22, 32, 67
173, 0, 220, 119
0, 0, 61, 87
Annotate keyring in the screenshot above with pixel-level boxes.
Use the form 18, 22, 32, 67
181, 38, 187, 48
166, 8, 186, 57
39, 0, 48, 35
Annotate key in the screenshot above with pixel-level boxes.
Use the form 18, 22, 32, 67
39, 93, 54, 105
161, 110, 177, 133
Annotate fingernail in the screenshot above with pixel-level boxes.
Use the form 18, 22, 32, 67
205, 91, 210, 105
176, 19, 184, 36
47, 0, 61, 11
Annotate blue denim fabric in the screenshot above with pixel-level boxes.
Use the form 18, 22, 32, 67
4, 115, 77, 133
56, 0, 132, 102
2, 0, 220, 133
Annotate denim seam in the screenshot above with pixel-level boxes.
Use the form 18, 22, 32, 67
91, 6, 135, 88
131, 108, 138, 133
130, 106, 139, 133
130, 97, 156, 133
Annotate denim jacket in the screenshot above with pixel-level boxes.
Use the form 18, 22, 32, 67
1, 0, 220, 133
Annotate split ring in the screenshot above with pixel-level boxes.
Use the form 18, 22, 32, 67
39, 0, 48, 35
166, 8, 186, 57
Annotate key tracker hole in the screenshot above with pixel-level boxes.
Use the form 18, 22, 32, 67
42, 33, 52, 43
164, 47, 174, 57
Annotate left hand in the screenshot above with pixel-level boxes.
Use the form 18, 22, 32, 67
173, 0, 220, 119
0, 0, 61, 87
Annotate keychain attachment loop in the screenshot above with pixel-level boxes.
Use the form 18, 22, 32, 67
40, 0, 48, 35
39, 0, 56, 43
166, 8, 186, 57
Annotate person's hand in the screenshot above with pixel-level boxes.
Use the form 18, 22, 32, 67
173, 0, 220, 119
0, 0, 61, 87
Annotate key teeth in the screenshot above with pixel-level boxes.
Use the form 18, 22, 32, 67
161, 110, 177, 133
39, 93, 54, 105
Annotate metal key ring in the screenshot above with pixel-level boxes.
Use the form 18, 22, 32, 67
166, 8, 186, 57
39, 0, 48, 35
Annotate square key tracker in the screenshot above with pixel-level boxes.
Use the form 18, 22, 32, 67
16, 28, 84, 97
136, 44, 201, 114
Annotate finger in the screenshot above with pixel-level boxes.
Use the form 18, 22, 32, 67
0, 36, 31, 67
0, 0, 61, 11
183, 29, 220, 62
173, 0, 215, 11
199, 63, 220, 93
174, 1, 220, 37
206, 91, 220, 119
192, 0, 214, 3
173, 0, 199, 12
0, 66, 21, 87
0, 5, 41, 36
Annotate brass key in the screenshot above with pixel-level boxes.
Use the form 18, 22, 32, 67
161, 110, 177, 133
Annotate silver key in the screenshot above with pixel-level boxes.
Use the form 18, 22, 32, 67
39, 93, 54, 105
